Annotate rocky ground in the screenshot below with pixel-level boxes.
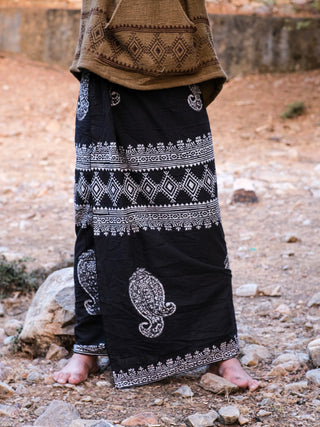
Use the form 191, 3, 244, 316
0, 54, 320, 426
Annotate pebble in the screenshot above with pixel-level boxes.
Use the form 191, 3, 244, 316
98, 357, 110, 371
308, 338, 320, 367
272, 353, 306, 372
257, 410, 271, 417
268, 365, 289, 377
0, 303, 5, 317
235, 283, 258, 297
173, 384, 194, 398
34, 400, 80, 426
307, 292, 320, 308
0, 403, 19, 417
284, 234, 300, 243
121, 412, 159, 426
255, 301, 273, 317
26, 371, 43, 384
241, 344, 272, 366
258, 284, 282, 297
232, 189, 258, 204
200, 372, 239, 395
306, 369, 320, 385
44, 374, 55, 385
0, 381, 14, 398
238, 414, 250, 425
284, 381, 309, 394
218, 405, 240, 425
45, 343, 69, 360
186, 410, 218, 427
275, 303, 291, 316
3, 335, 15, 346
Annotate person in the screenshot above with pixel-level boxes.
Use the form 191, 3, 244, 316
53, 0, 259, 391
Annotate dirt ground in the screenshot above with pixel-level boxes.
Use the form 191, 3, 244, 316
0, 53, 320, 426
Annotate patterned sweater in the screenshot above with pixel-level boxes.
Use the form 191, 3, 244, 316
70, 0, 227, 106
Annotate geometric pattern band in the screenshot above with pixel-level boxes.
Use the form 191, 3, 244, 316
75, 133, 214, 172
75, 163, 217, 207
75, 198, 221, 237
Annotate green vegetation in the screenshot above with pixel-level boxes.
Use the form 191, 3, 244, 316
281, 102, 306, 119
0, 256, 46, 297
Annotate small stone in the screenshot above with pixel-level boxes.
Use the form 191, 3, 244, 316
232, 189, 258, 204
308, 338, 320, 367
284, 234, 300, 243
284, 381, 309, 394
241, 344, 272, 366
275, 304, 291, 316
186, 410, 219, 427
255, 301, 273, 317
238, 414, 250, 425
272, 353, 306, 372
235, 283, 258, 297
153, 398, 164, 406
0, 403, 19, 417
45, 343, 69, 360
34, 400, 80, 426
268, 365, 289, 377
121, 412, 159, 426
4, 318, 23, 337
81, 396, 93, 402
0, 381, 14, 398
98, 357, 110, 371
257, 410, 271, 417
259, 284, 282, 297
3, 335, 15, 345
218, 405, 240, 425
200, 373, 239, 395
306, 369, 320, 385
0, 303, 5, 316
308, 292, 320, 308
173, 385, 194, 398
44, 374, 55, 385
26, 371, 43, 384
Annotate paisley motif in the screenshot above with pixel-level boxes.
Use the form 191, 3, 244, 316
129, 268, 176, 338
76, 71, 90, 121
187, 84, 203, 112
77, 249, 101, 315
109, 89, 121, 106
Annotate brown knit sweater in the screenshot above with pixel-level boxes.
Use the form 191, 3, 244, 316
70, 0, 227, 106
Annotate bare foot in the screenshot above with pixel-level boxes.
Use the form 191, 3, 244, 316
53, 353, 99, 385
209, 357, 260, 391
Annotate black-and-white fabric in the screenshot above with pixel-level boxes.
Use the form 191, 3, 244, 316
73, 71, 239, 388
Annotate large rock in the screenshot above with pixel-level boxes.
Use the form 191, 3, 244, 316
20, 268, 75, 355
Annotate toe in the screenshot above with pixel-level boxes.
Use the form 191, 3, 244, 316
248, 379, 260, 391
68, 372, 86, 384
53, 371, 70, 384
